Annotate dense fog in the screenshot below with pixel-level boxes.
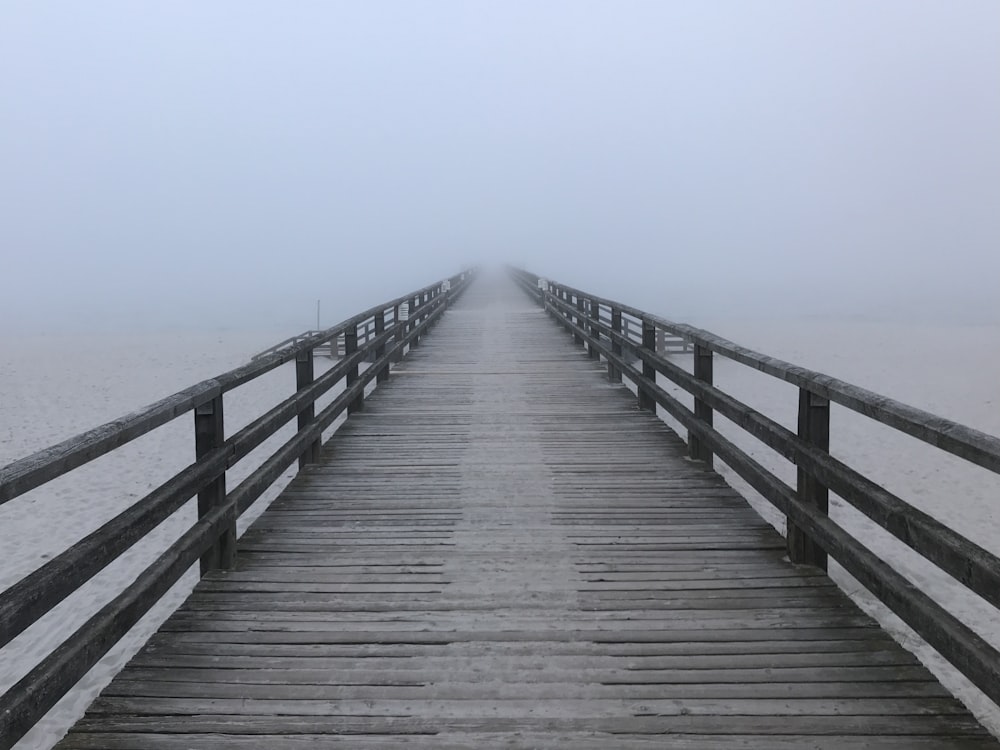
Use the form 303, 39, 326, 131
2, 2, 998, 332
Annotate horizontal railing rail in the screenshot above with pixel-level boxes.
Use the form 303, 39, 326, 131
509, 265, 1000, 710
0, 268, 476, 749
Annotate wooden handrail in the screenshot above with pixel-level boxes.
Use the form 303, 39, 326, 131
0, 272, 470, 506
0, 268, 476, 748
512, 268, 1000, 475
510, 265, 1000, 710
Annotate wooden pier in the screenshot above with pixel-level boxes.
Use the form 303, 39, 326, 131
3, 271, 1000, 749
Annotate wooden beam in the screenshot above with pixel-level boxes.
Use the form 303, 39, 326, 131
194, 396, 234, 574
789, 389, 831, 570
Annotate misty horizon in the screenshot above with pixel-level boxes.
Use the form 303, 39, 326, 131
2, 3, 998, 334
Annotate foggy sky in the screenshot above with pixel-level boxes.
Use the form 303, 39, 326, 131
2, 2, 998, 332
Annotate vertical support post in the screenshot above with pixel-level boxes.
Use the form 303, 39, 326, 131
609, 307, 622, 382
788, 389, 831, 570
393, 303, 406, 362
638, 321, 656, 411
428, 287, 439, 329
410, 295, 421, 348
296, 347, 320, 469
587, 299, 599, 359
689, 344, 714, 466
345, 325, 363, 414
443, 279, 453, 310
574, 295, 585, 346
375, 310, 388, 383
194, 395, 234, 575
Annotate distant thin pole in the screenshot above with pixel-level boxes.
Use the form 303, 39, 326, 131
316, 300, 320, 330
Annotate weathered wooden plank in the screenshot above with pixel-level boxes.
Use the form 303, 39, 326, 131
63, 712, 992, 735
100, 679, 950, 701
56, 733, 1000, 750
123, 649, 920, 671
56, 731, 993, 750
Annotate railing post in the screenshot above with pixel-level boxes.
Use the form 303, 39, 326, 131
638, 320, 656, 411
345, 325, 363, 414
410, 295, 421, 348
587, 299, 600, 359
194, 395, 235, 574
689, 344, 714, 466
788, 389, 830, 570
394, 303, 407, 362
296, 347, 320, 469
574, 295, 585, 346
609, 307, 622, 382
375, 310, 388, 383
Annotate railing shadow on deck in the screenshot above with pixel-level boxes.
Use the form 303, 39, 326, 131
0, 269, 476, 749
509, 265, 1000, 714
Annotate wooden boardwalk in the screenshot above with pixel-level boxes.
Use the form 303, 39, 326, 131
55, 275, 998, 749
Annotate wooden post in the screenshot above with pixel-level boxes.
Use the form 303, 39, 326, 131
345, 325, 363, 414
638, 321, 656, 411
587, 299, 600, 359
609, 307, 622, 382
689, 344, 714, 466
364, 321, 377, 362
410, 295, 421, 348
788, 389, 831, 570
393, 303, 405, 362
574, 295, 585, 346
375, 311, 388, 383
296, 348, 320, 469
194, 395, 234, 574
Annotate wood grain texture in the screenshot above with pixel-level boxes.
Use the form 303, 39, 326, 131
54, 274, 998, 749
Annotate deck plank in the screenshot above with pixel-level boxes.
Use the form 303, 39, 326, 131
55, 275, 998, 748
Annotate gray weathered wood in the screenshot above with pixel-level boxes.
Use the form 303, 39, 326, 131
531, 274, 1000, 611
194, 396, 233, 574
788, 388, 830, 569
295, 348, 320, 469
638, 320, 656, 411
49, 275, 999, 750
609, 307, 622, 382
688, 343, 713, 465
0, 273, 472, 506
522, 273, 1000, 474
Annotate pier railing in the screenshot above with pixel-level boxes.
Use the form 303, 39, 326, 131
0, 269, 475, 748
510, 265, 1000, 709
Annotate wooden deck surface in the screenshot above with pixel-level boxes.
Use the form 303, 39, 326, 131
55, 275, 999, 749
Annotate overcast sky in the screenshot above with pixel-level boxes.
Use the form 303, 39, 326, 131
2, 2, 998, 331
